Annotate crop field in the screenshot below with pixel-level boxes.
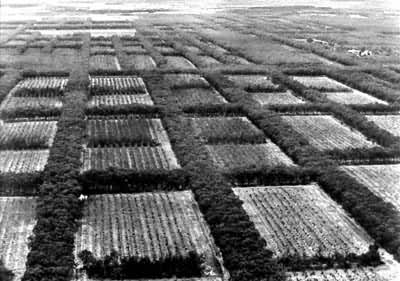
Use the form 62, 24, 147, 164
0, 149, 49, 173
340, 164, 400, 212
165, 56, 197, 70
233, 184, 373, 259
291, 76, 352, 92
86, 117, 170, 146
90, 45, 115, 54
124, 54, 157, 70
189, 116, 265, 144
0, 197, 37, 281
164, 74, 210, 88
123, 45, 147, 53
281, 115, 378, 151
74, 191, 222, 278
89, 55, 121, 71
154, 45, 176, 54
225, 74, 281, 91
323, 90, 388, 105
196, 55, 222, 67
81, 145, 180, 172
0, 120, 58, 149
251, 90, 305, 105
87, 93, 154, 107
173, 87, 227, 106
365, 115, 400, 137
0, 96, 63, 116
11, 77, 68, 96
206, 141, 295, 170
89, 76, 148, 95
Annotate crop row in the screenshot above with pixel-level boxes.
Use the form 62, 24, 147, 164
89, 55, 121, 72
11, 76, 68, 97
0, 149, 49, 173
86, 117, 169, 146
89, 76, 148, 95
0, 120, 57, 149
81, 145, 180, 172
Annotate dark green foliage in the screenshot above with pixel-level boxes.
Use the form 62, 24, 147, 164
80, 168, 188, 194
0, 173, 42, 195
78, 250, 202, 279
1, 107, 61, 119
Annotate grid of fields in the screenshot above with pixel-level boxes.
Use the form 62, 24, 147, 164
281, 115, 378, 151
233, 184, 373, 259
2, 14, 399, 281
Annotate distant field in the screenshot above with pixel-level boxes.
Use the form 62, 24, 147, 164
251, 90, 305, 105
340, 164, 400, 212
281, 115, 378, 151
365, 115, 400, 137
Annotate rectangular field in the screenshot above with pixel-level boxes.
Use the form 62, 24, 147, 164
81, 145, 180, 172
74, 191, 222, 278
189, 116, 264, 144
340, 164, 400, 212
86, 117, 170, 146
0, 149, 49, 173
225, 74, 281, 91
87, 94, 154, 107
10, 76, 68, 97
89, 55, 121, 71
365, 115, 400, 137
252, 90, 305, 105
0, 197, 37, 281
125, 54, 156, 70
165, 56, 197, 70
174, 87, 227, 107
281, 115, 378, 151
205, 141, 295, 170
0, 120, 58, 149
0, 96, 62, 118
89, 76, 148, 95
291, 75, 387, 105
196, 56, 222, 67
123, 45, 147, 53
233, 184, 373, 259
164, 74, 210, 89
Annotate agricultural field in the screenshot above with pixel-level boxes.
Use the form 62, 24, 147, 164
86, 117, 170, 146
124, 54, 157, 70
0, 120, 58, 149
74, 191, 223, 279
173, 87, 227, 107
365, 115, 400, 137
233, 184, 373, 259
0, 149, 49, 173
206, 141, 295, 170
281, 115, 378, 151
251, 90, 305, 105
1, 3, 400, 281
189, 116, 265, 144
87, 93, 154, 107
89, 55, 121, 71
0, 197, 37, 281
291, 76, 388, 105
225, 74, 281, 91
164, 74, 210, 88
81, 145, 180, 172
340, 164, 400, 212
89, 76, 148, 95
164, 56, 197, 70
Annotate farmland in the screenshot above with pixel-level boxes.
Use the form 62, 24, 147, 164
0, 197, 37, 281
1, 3, 399, 281
340, 164, 400, 212
233, 184, 373, 259
74, 191, 223, 279
281, 115, 378, 151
